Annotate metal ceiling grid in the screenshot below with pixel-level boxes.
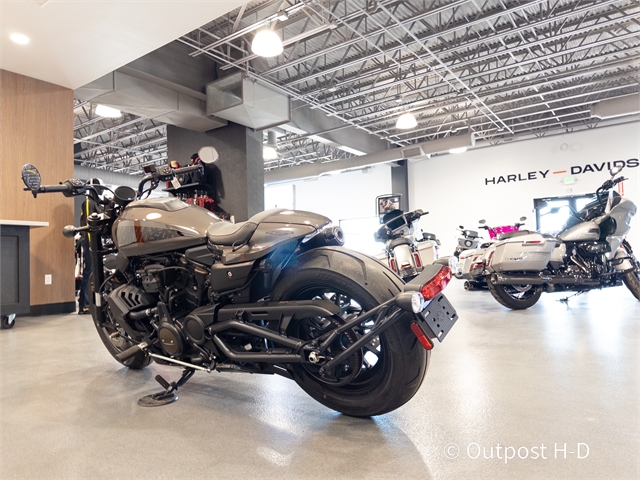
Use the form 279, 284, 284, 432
73, 99, 168, 174
74, 0, 640, 174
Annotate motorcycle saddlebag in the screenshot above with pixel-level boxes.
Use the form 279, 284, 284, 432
459, 249, 484, 280
490, 233, 555, 272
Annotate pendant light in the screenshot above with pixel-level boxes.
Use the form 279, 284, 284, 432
251, 30, 283, 57
263, 130, 279, 160
396, 112, 417, 129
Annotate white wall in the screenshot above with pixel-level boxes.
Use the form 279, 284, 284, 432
409, 123, 640, 253
265, 164, 392, 253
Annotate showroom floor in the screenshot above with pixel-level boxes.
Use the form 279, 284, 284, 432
1, 280, 638, 480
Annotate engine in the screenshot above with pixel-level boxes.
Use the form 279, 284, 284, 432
562, 241, 612, 278
105, 254, 213, 365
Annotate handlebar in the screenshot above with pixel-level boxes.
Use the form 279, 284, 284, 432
38, 184, 73, 194
137, 163, 204, 196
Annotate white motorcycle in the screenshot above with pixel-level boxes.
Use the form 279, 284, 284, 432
481, 164, 639, 309
374, 209, 440, 281
456, 218, 526, 290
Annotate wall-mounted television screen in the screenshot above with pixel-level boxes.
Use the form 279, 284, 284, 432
376, 194, 401, 222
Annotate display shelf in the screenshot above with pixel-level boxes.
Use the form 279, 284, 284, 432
162, 182, 209, 193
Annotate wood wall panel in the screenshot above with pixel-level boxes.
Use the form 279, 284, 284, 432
0, 70, 75, 306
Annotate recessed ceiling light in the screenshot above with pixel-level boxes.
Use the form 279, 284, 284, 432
95, 104, 122, 118
10, 33, 30, 45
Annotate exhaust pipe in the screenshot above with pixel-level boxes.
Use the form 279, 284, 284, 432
546, 276, 600, 285
493, 273, 600, 286
493, 274, 550, 285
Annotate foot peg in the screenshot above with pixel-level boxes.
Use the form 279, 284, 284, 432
138, 368, 195, 407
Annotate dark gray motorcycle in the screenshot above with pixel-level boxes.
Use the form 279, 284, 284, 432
21, 147, 458, 416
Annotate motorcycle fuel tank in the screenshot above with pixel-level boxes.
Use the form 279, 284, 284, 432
558, 220, 600, 242
113, 197, 222, 257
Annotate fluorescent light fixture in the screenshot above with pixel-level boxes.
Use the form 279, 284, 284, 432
263, 146, 278, 160
10, 33, 30, 45
396, 113, 418, 130
251, 30, 283, 57
449, 147, 468, 154
95, 104, 122, 118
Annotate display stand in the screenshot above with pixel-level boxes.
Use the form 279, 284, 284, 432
163, 166, 218, 214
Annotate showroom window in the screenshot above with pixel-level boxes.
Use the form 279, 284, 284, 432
534, 194, 595, 234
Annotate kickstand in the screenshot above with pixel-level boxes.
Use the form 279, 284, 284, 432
558, 290, 587, 303
138, 368, 195, 407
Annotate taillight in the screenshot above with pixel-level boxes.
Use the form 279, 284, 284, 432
523, 240, 542, 245
420, 266, 452, 300
390, 258, 397, 272
413, 253, 422, 268
486, 251, 495, 267
410, 322, 433, 350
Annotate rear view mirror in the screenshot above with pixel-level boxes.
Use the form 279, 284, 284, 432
22, 164, 41, 191
479, 219, 486, 224
520, 216, 527, 222
609, 165, 623, 177
198, 146, 219, 165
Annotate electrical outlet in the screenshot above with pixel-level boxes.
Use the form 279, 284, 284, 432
44, 274, 52, 285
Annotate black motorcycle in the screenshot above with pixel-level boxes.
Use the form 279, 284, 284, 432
21, 147, 458, 416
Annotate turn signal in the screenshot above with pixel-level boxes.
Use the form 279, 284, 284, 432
410, 322, 433, 350
420, 266, 452, 300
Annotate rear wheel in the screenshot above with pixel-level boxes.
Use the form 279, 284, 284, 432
487, 277, 542, 310
623, 270, 640, 300
272, 247, 429, 417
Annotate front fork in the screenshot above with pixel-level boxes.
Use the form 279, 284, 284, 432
87, 215, 106, 325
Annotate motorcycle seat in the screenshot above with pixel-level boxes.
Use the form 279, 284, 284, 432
389, 237, 413, 249
497, 230, 531, 240
207, 209, 286, 246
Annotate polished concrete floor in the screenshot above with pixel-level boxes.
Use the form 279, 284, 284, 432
1, 281, 638, 479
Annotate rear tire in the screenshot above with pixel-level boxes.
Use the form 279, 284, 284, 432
487, 277, 542, 310
623, 271, 640, 300
272, 247, 429, 417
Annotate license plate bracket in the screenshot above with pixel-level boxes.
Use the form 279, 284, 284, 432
417, 294, 458, 342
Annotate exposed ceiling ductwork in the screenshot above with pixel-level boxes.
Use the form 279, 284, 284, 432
75, 70, 227, 133
590, 93, 640, 119
265, 132, 475, 184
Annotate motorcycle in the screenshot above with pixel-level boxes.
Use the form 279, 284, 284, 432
20, 148, 459, 417
456, 218, 526, 291
437, 225, 482, 280
481, 164, 640, 309
373, 209, 440, 281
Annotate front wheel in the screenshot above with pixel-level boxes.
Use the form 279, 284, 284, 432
623, 270, 640, 300
487, 277, 542, 310
272, 247, 429, 417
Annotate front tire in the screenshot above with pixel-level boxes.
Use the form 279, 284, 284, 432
487, 277, 542, 310
272, 247, 429, 417
623, 270, 640, 300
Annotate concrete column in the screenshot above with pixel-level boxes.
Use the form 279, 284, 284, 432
167, 123, 264, 222
391, 160, 409, 211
